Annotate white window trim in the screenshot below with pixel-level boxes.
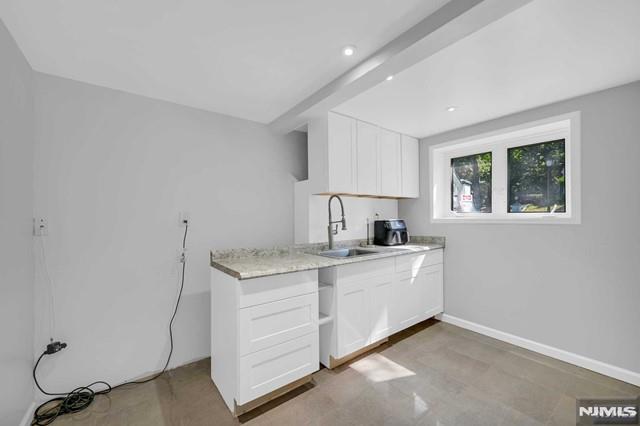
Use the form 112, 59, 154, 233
429, 112, 581, 224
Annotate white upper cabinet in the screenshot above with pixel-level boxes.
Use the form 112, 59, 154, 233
308, 112, 356, 194
327, 113, 356, 193
308, 111, 419, 198
356, 120, 379, 195
378, 128, 402, 197
401, 135, 420, 198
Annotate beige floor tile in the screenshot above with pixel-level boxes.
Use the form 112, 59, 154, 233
388, 362, 467, 404
314, 366, 370, 407
564, 373, 636, 399
460, 385, 544, 425
546, 395, 576, 426
568, 369, 640, 397
316, 409, 361, 426
328, 388, 389, 426
491, 344, 640, 400
253, 386, 337, 425
416, 346, 491, 384
445, 334, 509, 365
492, 350, 576, 394
471, 366, 562, 423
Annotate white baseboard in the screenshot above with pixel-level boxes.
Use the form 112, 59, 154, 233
439, 314, 640, 387
19, 401, 36, 426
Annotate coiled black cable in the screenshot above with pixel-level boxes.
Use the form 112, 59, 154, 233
32, 223, 189, 425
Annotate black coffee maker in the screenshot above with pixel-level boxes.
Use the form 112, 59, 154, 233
374, 219, 408, 246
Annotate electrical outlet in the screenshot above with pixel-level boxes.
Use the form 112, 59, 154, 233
179, 212, 190, 226
34, 217, 48, 236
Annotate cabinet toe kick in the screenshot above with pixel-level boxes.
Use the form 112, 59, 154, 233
233, 374, 313, 417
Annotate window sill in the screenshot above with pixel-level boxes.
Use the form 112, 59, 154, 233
431, 215, 580, 225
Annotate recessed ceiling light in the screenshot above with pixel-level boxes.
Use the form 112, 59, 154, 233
386, 75, 394, 81
342, 45, 356, 56
446, 106, 457, 112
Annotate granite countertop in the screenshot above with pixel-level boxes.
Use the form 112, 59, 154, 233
210, 236, 444, 280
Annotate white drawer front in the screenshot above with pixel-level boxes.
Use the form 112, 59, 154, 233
239, 293, 318, 356
395, 249, 443, 274
238, 270, 318, 308
238, 331, 319, 405
336, 258, 394, 283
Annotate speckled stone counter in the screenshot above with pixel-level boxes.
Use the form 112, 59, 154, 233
210, 236, 444, 280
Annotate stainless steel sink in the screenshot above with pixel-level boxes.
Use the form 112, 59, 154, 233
318, 248, 381, 258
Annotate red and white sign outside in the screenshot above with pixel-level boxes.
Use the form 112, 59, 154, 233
460, 192, 474, 212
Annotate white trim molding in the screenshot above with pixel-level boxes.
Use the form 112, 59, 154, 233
440, 314, 640, 387
429, 111, 581, 224
19, 401, 36, 426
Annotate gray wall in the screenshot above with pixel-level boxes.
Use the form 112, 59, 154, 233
33, 73, 307, 392
400, 81, 640, 374
0, 19, 35, 424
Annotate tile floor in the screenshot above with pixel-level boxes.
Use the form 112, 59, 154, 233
51, 320, 639, 425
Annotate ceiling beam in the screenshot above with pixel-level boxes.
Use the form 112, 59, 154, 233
269, 0, 533, 134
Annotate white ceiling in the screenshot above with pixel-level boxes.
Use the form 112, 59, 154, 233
0, 0, 448, 123
334, 0, 640, 139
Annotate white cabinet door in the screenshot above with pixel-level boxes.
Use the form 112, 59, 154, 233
356, 120, 379, 195
337, 279, 369, 357
395, 270, 426, 329
401, 135, 419, 198
238, 331, 318, 405
378, 129, 401, 196
395, 261, 443, 330
328, 112, 356, 193
422, 264, 444, 318
369, 273, 395, 343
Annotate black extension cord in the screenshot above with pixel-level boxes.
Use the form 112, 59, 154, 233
31, 223, 189, 425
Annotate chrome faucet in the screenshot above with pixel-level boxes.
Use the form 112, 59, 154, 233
327, 195, 347, 249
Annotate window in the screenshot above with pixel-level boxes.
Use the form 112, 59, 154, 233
508, 139, 565, 213
451, 152, 492, 213
430, 112, 581, 224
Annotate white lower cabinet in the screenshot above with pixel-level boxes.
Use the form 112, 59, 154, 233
368, 273, 395, 344
211, 249, 443, 412
336, 278, 370, 357
396, 269, 427, 330
319, 249, 444, 367
211, 269, 319, 414
238, 292, 318, 356
333, 271, 395, 358
395, 263, 444, 329
238, 332, 318, 405
423, 264, 444, 318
